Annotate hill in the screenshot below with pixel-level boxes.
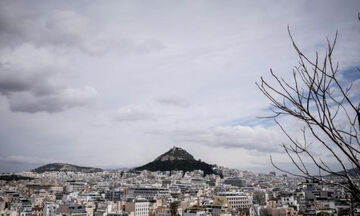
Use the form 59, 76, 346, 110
328, 168, 359, 177
32, 163, 102, 173
134, 146, 219, 176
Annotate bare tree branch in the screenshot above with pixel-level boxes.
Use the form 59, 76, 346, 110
257, 26, 360, 204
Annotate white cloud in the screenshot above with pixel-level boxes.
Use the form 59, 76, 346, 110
114, 106, 159, 122
0, 5, 90, 51
46, 10, 89, 42
0, 3, 166, 55
171, 125, 285, 153
0, 0, 359, 172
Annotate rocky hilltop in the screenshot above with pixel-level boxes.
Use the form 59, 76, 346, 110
155, 146, 195, 161
134, 146, 219, 176
32, 163, 102, 173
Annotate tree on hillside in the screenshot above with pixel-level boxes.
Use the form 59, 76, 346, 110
256, 25, 360, 205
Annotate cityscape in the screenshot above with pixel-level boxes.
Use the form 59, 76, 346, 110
0, 147, 355, 216
1, 1, 360, 216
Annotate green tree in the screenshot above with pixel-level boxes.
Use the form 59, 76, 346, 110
170, 201, 179, 216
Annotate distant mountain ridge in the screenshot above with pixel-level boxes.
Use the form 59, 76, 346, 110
32, 163, 102, 173
328, 167, 359, 176
134, 146, 219, 176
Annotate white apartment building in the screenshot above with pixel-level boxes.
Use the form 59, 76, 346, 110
43, 203, 59, 216
65, 181, 87, 193
125, 199, 150, 216
128, 188, 170, 200
154, 206, 171, 216
279, 194, 299, 210
216, 192, 252, 209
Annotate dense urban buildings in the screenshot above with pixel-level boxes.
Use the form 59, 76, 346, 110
1, 147, 358, 216
0, 167, 357, 216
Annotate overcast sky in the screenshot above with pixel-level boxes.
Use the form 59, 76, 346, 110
0, 0, 359, 173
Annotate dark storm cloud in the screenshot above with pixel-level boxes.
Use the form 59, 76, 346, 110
0, 66, 56, 95
0, 70, 34, 93
0, 44, 98, 113
0, 1, 99, 113
0, 1, 164, 113
6, 86, 98, 113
